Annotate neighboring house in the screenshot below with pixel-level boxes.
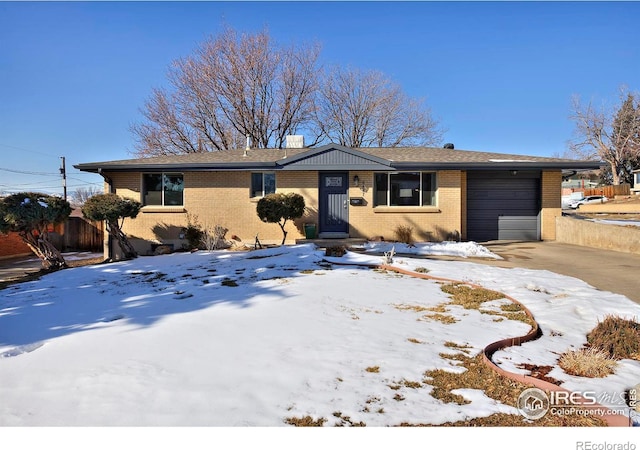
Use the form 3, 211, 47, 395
633, 169, 640, 195
75, 143, 601, 258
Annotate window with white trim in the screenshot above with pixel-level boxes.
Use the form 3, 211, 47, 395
251, 172, 276, 198
374, 172, 436, 206
143, 173, 184, 206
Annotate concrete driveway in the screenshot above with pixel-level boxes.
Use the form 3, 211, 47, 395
0, 255, 42, 283
479, 241, 640, 305
0, 252, 103, 283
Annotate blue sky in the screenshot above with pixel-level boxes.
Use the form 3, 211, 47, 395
1, 1, 639, 197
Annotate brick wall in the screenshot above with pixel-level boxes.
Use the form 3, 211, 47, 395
107, 169, 464, 255
105, 168, 560, 256
541, 170, 562, 240
0, 232, 32, 259
109, 171, 320, 254
347, 170, 463, 241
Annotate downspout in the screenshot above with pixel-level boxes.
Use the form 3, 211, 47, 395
97, 168, 115, 261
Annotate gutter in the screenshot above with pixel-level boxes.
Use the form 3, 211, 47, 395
74, 161, 278, 173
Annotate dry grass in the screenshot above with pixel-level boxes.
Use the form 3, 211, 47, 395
484, 308, 536, 328
365, 366, 380, 373
284, 416, 327, 427
440, 283, 535, 328
586, 315, 640, 360
420, 313, 458, 324
393, 303, 431, 312
394, 225, 414, 245
332, 411, 366, 427
559, 347, 618, 378
395, 302, 459, 323
440, 283, 504, 309
427, 304, 449, 313
444, 341, 473, 353
220, 278, 239, 287
417, 353, 606, 426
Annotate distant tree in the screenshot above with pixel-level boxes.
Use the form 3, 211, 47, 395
131, 26, 321, 156
0, 192, 71, 270
314, 67, 444, 148
568, 88, 640, 185
611, 92, 640, 184
256, 193, 305, 245
81, 194, 142, 259
70, 186, 103, 207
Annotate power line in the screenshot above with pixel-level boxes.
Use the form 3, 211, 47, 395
0, 179, 61, 187
0, 167, 59, 176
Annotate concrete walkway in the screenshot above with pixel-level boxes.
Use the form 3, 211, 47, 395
477, 241, 640, 305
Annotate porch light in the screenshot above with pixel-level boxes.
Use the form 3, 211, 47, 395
353, 175, 359, 186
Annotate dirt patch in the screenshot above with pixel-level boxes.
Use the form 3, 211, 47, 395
516, 363, 562, 385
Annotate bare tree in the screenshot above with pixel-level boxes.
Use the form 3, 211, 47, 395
131, 27, 321, 156
70, 186, 103, 207
314, 67, 444, 148
568, 88, 640, 185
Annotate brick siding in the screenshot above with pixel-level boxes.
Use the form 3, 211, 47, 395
105, 168, 562, 256
0, 232, 32, 259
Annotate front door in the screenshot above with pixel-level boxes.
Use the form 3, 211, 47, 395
319, 172, 349, 235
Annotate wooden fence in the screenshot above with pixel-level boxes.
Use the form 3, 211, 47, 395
64, 217, 104, 252
584, 184, 630, 198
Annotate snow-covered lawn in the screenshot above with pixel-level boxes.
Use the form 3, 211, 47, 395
1, 244, 639, 432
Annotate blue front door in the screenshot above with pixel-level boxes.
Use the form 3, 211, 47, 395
319, 172, 349, 235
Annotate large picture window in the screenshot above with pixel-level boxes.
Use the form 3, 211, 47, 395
374, 172, 436, 206
251, 172, 276, 198
143, 173, 184, 206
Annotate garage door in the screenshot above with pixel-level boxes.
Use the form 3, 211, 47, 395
467, 171, 541, 242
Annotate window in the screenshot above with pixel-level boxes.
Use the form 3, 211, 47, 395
251, 172, 276, 197
374, 172, 436, 206
143, 173, 184, 206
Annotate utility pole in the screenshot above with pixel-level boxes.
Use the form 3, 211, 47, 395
60, 156, 67, 201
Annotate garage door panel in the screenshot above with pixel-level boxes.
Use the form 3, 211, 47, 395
468, 201, 538, 212
467, 171, 541, 242
468, 191, 537, 201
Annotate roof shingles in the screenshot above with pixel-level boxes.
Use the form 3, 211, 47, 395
74, 145, 602, 172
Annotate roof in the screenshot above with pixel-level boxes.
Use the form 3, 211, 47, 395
74, 144, 604, 173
